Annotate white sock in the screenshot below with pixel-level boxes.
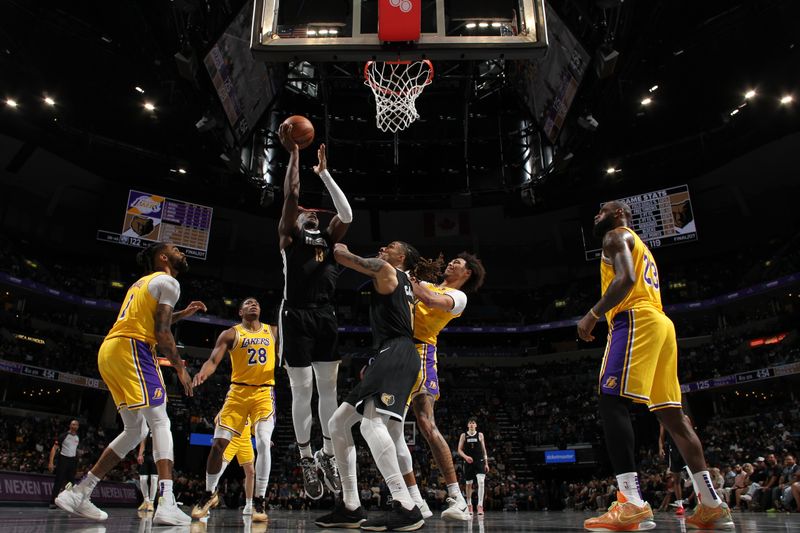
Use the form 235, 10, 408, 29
139, 475, 149, 501
691, 470, 722, 507
212, 461, 229, 492
246, 498, 253, 507
322, 437, 335, 456
386, 474, 415, 510
616, 472, 645, 506
206, 470, 221, 492
77, 471, 101, 496
447, 483, 464, 502
149, 476, 159, 501
408, 484, 424, 507
159, 479, 174, 503
298, 442, 313, 459
343, 482, 360, 511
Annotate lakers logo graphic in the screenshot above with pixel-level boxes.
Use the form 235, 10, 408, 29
381, 393, 396, 407
152, 388, 164, 400
428, 380, 438, 390
603, 376, 618, 389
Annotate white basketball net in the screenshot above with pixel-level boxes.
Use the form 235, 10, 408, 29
364, 60, 434, 133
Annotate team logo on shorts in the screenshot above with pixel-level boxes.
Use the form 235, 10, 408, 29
153, 388, 164, 400
603, 376, 618, 389
428, 380, 438, 390
381, 393, 396, 407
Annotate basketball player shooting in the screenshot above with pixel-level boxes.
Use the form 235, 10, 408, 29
277, 122, 352, 499
578, 201, 734, 531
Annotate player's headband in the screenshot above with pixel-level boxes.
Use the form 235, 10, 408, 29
298, 206, 336, 215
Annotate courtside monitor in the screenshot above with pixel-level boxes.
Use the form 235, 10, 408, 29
251, 0, 548, 62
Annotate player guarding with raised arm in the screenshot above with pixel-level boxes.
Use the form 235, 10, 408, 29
191, 297, 277, 523
316, 241, 424, 532
400, 253, 485, 521
55, 243, 204, 525
578, 201, 733, 531
278, 123, 352, 499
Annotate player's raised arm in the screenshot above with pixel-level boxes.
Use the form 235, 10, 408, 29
278, 123, 301, 249
313, 143, 353, 243
333, 243, 398, 295
192, 327, 236, 387
411, 279, 455, 311
172, 300, 207, 324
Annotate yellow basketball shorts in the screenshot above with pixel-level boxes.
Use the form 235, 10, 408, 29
98, 337, 167, 411
223, 433, 255, 465
598, 307, 682, 411
408, 342, 440, 403
217, 384, 275, 436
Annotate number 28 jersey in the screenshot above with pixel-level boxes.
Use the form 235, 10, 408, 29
229, 324, 276, 386
600, 226, 663, 323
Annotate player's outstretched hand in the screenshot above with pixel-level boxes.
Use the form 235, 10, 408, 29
313, 143, 327, 175
576, 312, 597, 342
278, 123, 298, 152
192, 371, 209, 388
180, 301, 207, 319
179, 369, 194, 397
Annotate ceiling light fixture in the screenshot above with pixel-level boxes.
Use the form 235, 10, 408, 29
780, 95, 794, 105
307, 30, 317, 36
135, 86, 145, 94
466, 23, 477, 29
649, 85, 659, 93
5, 99, 17, 108
730, 109, 739, 116
606, 167, 620, 175
640, 97, 652, 106
44, 96, 55, 106
744, 89, 756, 99
177, 168, 187, 174
144, 102, 156, 111
478, 22, 489, 28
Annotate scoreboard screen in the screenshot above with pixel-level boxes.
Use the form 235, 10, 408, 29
584, 184, 698, 260
97, 190, 213, 260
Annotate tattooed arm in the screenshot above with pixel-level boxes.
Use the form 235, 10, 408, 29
154, 303, 193, 396
333, 243, 398, 295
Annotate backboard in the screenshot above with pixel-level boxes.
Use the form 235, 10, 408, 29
251, 0, 548, 62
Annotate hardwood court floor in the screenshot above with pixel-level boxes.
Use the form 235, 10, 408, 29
0, 506, 797, 532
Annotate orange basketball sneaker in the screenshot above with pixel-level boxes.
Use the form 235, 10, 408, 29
584, 492, 656, 531
685, 502, 734, 530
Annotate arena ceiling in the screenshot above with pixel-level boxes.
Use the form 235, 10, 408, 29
0, 0, 797, 214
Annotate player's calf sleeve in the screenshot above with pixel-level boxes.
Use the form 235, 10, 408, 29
476, 474, 486, 505
286, 366, 314, 445
312, 361, 340, 453
109, 408, 148, 458
598, 393, 636, 474
255, 417, 275, 497
142, 403, 173, 463
389, 418, 413, 475
330, 403, 361, 510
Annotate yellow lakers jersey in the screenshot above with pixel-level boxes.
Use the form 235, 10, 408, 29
229, 324, 276, 386
413, 283, 463, 346
106, 272, 169, 345
600, 227, 663, 322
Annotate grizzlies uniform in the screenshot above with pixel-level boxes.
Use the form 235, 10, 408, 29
462, 432, 484, 482
598, 227, 682, 411
279, 228, 339, 366
99, 272, 176, 410
410, 283, 467, 401
345, 270, 421, 420
222, 417, 255, 465
216, 324, 277, 436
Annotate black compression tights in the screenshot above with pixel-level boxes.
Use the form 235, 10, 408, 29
598, 393, 637, 474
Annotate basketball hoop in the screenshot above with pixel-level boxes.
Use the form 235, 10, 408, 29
364, 59, 434, 133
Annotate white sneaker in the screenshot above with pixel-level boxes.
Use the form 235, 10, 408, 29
153, 496, 192, 525
418, 500, 433, 519
441, 496, 470, 521
242, 503, 253, 515
55, 483, 108, 521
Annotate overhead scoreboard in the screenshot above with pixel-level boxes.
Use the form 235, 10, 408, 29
584, 184, 698, 260
97, 190, 213, 260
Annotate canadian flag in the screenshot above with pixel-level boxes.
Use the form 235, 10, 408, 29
423, 211, 471, 237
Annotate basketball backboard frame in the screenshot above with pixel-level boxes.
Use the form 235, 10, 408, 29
250, 0, 548, 62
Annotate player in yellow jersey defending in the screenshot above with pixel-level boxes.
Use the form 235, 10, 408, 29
578, 201, 733, 531
398, 253, 485, 521
191, 297, 277, 522
203, 416, 257, 516
55, 242, 205, 525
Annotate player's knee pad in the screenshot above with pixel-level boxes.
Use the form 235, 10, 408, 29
286, 365, 314, 390
312, 361, 339, 395
254, 417, 275, 456
108, 408, 147, 458
142, 403, 173, 463
476, 473, 486, 484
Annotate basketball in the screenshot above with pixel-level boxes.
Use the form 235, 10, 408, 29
283, 115, 315, 149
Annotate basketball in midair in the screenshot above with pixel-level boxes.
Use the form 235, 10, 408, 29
282, 115, 315, 149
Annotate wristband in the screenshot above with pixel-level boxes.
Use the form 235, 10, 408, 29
589, 307, 601, 319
